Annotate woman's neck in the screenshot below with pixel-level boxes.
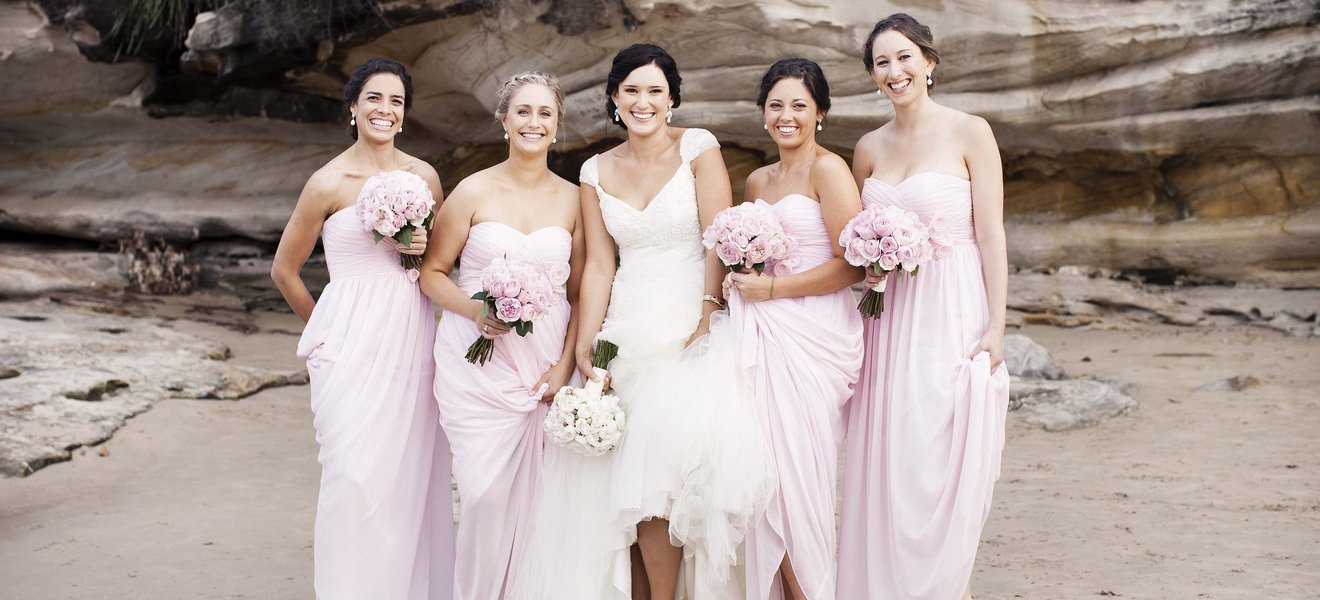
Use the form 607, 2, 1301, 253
350, 138, 399, 172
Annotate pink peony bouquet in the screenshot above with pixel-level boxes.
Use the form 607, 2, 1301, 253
465, 258, 563, 365
839, 205, 935, 318
545, 340, 625, 457
701, 202, 797, 275
355, 170, 435, 277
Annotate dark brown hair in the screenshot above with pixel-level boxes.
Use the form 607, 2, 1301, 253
862, 13, 940, 88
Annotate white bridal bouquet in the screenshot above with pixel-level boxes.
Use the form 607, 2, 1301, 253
544, 340, 625, 457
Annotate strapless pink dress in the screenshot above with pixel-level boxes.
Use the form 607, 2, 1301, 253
432, 222, 572, 600
734, 195, 864, 600
837, 173, 1010, 599
297, 206, 456, 600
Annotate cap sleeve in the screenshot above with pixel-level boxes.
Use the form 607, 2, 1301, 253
679, 128, 720, 163
579, 154, 602, 190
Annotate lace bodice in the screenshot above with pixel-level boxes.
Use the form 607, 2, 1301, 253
580, 128, 721, 361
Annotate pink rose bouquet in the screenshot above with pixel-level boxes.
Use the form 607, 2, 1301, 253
701, 202, 796, 274
839, 205, 935, 318
355, 170, 436, 276
465, 258, 562, 365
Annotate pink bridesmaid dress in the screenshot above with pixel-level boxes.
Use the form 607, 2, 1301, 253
836, 173, 1010, 599
432, 222, 572, 600
733, 195, 864, 600
296, 206, 456, 600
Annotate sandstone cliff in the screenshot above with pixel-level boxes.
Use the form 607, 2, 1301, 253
2, 0, 1317, 286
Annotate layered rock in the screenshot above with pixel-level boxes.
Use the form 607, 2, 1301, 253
0, 296, 307, 476
1, 0, 1316, 284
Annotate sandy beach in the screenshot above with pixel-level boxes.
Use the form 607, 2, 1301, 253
1, 297, 1317, 599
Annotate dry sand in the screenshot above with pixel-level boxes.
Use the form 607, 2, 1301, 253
1, 303, 1317, 599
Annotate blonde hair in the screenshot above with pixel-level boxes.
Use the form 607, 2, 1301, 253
494, 71, 566, 123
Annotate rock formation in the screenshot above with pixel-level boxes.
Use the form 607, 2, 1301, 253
1, 0, 1317, 285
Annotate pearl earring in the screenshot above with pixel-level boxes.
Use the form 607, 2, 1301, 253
350, 115, 356, 126
816, 121, 823, 131
666, 107, 673, 124
552, 137, 557, 143
763, 123, 768, 130
503, 130, 509, 140
613, 109, 621, 123
398, 126, 402, 133
926, 73, 933, 86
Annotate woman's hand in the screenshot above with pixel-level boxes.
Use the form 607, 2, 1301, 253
970, 327, 1005, 371
575, 342, 611, 392
394, 227, 428, 256
729, 270, 774, 302
470, 299, 512, 338
863, 269, 888, 291
530, 361, 573, 403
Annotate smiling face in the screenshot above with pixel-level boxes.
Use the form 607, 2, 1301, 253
350, 73, 406, 143
501, 83, 559, 154
763, 77, 821, 150
869, 29, 935, 106
612, 63, 672, 135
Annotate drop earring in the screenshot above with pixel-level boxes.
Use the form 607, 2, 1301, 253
763, 123, 769, 130
926, 73, 933, 86
816, 121, 823, 131
503, 130, 509, 140
666, 107, 673, 123
350, 115, 356, 126
613, 108, 621, 123
552, 137, 557, 143
398, 126, 402, 133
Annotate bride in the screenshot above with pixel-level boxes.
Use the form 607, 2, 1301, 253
510, 44, 773, 600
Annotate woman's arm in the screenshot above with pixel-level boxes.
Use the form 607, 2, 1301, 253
271, 172, 335, 322
419, 182, 511, 337
684, 145, 734, 347
574, 183, 619, 382
733, 153, 864, 301
533, 187, 588, 400
852, 132, 877, 189
966, 116, 1008, 368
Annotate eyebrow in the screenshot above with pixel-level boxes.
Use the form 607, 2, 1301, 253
876, 48, 915, 58
365, 90, 406, 100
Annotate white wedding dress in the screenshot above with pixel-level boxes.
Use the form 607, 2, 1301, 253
509, 128, 773, 599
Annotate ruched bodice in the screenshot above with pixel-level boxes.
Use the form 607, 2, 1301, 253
862, 172, 977, 246
755, 194, 834, 273
455, 222, 572, 296
320, 206, 412, 280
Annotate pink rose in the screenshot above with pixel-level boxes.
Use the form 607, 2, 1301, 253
862, 239, 883, 262
495, 297, 522, 322
716, 242, 741, 266
879, 237, 898, 253
519, 303, 538, 321
878, 253, 899, 271
546, 262, 570, 287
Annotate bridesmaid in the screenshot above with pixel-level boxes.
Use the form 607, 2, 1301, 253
420, 71, 582, 600
271, 57, 455, 599
728, 58, 864, 600
837, 13, 1011, 600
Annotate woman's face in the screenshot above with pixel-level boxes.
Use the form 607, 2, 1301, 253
352, 73, 406, 143
502, 83, 559, 154
763, 77, 821, 150
868, 29, 935, 106
612, 63, 672, 135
